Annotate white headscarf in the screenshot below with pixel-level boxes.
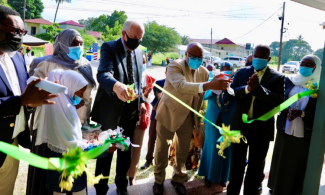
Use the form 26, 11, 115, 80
289, 55, 321, 87
35, 69, 88, 153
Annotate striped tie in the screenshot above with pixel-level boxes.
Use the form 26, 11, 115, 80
127, 51, 134, 84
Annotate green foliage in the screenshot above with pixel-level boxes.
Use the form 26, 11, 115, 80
169, 53, 179, 59
8, 0, 44, 19
141, 21, 181, 54
90, 11, 127, 32
101, 20, 122, 42
314, 48, 324, 61
269, 35, 313, 64
35, 23, 62, 43
78, 17, 96, 31
0, 0, 12, 8
181, 35, 190, 45
270, 56, 279, 65
77, 30, 97, 50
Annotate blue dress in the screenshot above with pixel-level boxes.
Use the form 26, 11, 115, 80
198, 90, 236, 183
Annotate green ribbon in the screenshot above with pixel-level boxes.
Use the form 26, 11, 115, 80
127, 83, 135, 103
217, 129, 242, 142
242, 89, 318, 124
154, 83, 230, 134
104, 133, 129, 151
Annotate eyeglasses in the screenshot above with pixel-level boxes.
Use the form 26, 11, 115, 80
0, 23, 28, 36
187, 51, 203, 60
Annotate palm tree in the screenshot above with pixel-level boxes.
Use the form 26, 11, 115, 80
297, 35, 303, 41
181, 35, 190, 45
53, 0, 71, 23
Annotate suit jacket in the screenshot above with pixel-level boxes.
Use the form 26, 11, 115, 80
228, 66, 285, 141
0, 51, 31, 166
91, 39, 144, 130
28, 55, 52, 77
155, 59, 209, 132
276, 78, 317, 142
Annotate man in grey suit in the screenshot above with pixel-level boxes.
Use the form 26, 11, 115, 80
91, 21, 146, 195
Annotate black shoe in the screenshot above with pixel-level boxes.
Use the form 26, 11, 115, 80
171, 180, 187, 195
153, 182, 164, 195
219, 181, 227, 187
204, 177, 212, 187
140, 161, 152, 170
116, 188, 129, 195
269, 189, 273, 194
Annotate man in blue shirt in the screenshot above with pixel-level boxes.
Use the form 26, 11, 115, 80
141, 68, 166, 169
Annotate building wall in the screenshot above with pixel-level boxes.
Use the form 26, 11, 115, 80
60, 24, 84, 31
203, 47, 253, 58
25, 23, 41, 35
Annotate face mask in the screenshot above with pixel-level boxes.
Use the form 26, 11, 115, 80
209, 71, 214, 78
0, 32, 22, 52
188, 57, 203, 70
142, 64, 146, 72
125, 32, 141, 50
223, 71, 232, 75
69, 95, 82, 106
252, 58, 268, 71
245, 62, 252, 66
67, 46, 84, 61
299, 67, 314, 77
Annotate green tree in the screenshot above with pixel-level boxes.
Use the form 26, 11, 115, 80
0, 0, 12, 8
281, 37, 313, 64
141, 21, 181, 54
78, 17, 96, 30
77, 30, 97, 50
314, 48, 324, 61
35, 23, 63, 43
8, 0, 44, 19
181, 35, 190, 45
269, 41, 280, 57
101, 20, 122, 42
90, 10, 127, 32
53, 0, 71, 23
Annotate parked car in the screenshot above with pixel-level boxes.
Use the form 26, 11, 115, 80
282, 61, 300, 73
202, 56, 210, 66
211, 57, 223, 68
223, 56, 245, 68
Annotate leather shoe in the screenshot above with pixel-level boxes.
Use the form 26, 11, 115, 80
204, 177, 212, 187
269, 189, 273, 194
116, 188, 129, 195
140, 161, 152, 170
171, 180, 187, 195
153, 182, 164, 195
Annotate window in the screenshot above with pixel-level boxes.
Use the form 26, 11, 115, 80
224, 57, 229, 60
31, 26, 36, 35
221, 47, 224, 50
226, 52, 228, 55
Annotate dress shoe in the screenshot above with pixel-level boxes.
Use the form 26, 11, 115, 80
204, 177, 212, 187
140, 161, 152, 170
116, 188, 129, 195
171, 180, 187, 195
269, 189, 273, 194
153, 182, 164, 195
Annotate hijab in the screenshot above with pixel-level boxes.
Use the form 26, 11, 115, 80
36, 69, 88, 153
289, 55, 321, 87
46, 29, 96, 87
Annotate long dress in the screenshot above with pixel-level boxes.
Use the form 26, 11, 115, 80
197, 90, 236, 183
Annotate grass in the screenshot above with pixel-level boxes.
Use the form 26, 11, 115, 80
152, 52, 180, 65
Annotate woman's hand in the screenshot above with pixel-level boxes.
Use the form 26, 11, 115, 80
143, 86, 152, 98
108, 144, 119, 153
287, 108, 303, 122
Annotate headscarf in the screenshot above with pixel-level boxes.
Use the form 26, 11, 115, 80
36, 69, 88, 153
289, 55, 321, 87
220, 62, 235, 77
46, 29, 96, 87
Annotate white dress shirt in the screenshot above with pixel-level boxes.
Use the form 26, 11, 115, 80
0, 53, 26, 138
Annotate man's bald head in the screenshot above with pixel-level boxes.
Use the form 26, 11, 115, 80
187, 42, 204, 58
121, 20, 145, 51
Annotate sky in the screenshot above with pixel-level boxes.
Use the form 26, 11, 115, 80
41, 0, 325, 51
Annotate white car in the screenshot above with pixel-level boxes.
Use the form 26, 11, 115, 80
223, 56, 245, 68
282, 61, 300, 73
211, 57, 223, 68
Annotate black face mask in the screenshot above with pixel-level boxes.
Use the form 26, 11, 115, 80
0, 31, 22, 53
245, 61, 252, 66
125, 32, 141, 50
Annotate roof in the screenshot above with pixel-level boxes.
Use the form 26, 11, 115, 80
59, 20, 85, 27
87, 31, 103, 39
23, 34, 49, 46
24, 18, 53, 25
189, 38, 220, 44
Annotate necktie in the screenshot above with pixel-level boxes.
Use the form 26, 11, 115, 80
127, 51, 134, 84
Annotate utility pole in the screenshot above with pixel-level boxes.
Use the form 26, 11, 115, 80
23, 0, 26, 21
210, 28, 212, 52
277, 2, 286, 71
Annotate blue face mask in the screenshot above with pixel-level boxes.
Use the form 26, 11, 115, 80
68, 46, 84, 61
142, 64, 146, 72
252, 58, 268, 71
209, 71, 214, 78
69, 95, 82, 106
188, 57, 203, 70
223, 71, 232, 75
299, 67, 314, 77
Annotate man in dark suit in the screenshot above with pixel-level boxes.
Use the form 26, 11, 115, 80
226, 45, 285, 195
91, 20, 146, 195
0, 6, 56, 194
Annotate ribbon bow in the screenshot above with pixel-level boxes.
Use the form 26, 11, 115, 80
305, 81, 319, 98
